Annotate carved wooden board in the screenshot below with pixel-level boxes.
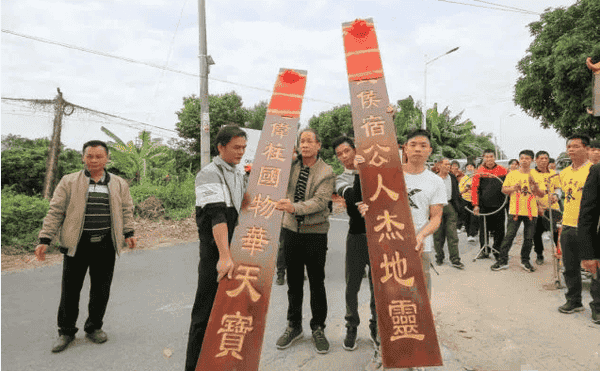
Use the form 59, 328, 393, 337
196, 68, 307, 371
342, 18, 443, 369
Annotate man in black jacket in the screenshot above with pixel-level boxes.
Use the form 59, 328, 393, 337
433, 158, 465, 269
578, 162, 600, 324
332, 136, 378, 351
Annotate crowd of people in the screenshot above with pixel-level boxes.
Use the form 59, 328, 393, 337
34, 127, 599, 371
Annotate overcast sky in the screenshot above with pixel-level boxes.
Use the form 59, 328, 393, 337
1, 0, 578, 159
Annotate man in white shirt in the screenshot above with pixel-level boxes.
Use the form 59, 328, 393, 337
362, 129, 445, 371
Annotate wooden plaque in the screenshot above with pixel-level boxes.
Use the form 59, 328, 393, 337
196, 68, 307, 371
342, 18, 443, 368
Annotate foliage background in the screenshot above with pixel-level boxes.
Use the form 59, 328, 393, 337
514, 0, 600, 138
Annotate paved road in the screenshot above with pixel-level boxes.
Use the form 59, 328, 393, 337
2, 216, 596, 370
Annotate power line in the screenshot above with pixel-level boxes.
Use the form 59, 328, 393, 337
472, 0, 539, 15
1, 29, 340, 106
2, 96, 178, 133
436, 0, 540, 15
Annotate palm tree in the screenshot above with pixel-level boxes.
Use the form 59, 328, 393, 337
101, 127, 172, 184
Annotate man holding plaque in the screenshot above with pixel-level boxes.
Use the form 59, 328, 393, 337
184, 125, 247, 371
333, 136, 378, 351
275, 128, 335, 354
361, 129, 445, 371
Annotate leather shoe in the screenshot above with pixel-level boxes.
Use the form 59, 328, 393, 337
51, 335, 74, 353
85, 329, 108, 344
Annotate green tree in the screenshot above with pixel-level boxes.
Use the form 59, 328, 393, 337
394, 96, 424, 145
247, 100, 268, 130
308, 104, 353, 173
514, 0, 600, 138
1, 136, 83, 196
101, 127, 173, 184
175, 92, 250, 163
393, 97, 495, 160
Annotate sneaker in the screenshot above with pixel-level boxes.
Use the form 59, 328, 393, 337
312, 327, 329, 354
343, 326, 358, 351
275, 273, 285, 286
490, 262, 509, 271
520, 261, 536, 273
476, 251, 490, 259
558, 302, 584, 314
592, 310, 600, 324
435, 258, 444, 266
364, 347, 383, 371
51, 334, 75, 353
276, 326, 303, 349
536, 256, 544, 265
451, 261, 465, 270
85, 329, 108, 344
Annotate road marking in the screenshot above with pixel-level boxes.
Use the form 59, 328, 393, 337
330, 217, 349, 222
156, 302, 192, 312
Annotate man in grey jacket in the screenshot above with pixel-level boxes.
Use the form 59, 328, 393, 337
35, 140, 136, 353
274, 128, 335, 354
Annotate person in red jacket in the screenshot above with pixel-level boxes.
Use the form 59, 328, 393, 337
471, 149, 508, 259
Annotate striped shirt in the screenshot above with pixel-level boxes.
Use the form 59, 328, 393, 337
293, 165, 310, 223
83, 173, 111, 234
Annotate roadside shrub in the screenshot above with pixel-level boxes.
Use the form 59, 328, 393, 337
129, 173, 195, 220
1, 190, 49, 252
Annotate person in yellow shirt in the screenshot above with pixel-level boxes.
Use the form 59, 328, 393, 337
459, 163, 479, 243
531, 150, 561, 265
491, 150, 545, 273
557, 134, 593, 315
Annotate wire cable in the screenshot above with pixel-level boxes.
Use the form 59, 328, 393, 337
1, 29, 340, 106
437, 0, 540, 15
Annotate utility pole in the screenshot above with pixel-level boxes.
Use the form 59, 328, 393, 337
198, 0, 211, 168
42, 88, 65, 199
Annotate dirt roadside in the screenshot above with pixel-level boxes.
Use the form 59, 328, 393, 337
1, 217, 199, 272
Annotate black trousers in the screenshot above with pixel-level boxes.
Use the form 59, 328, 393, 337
561, 226, 583, 305
344, 233, 376, 332
532, 210, 559, 257
478, 205, 505, 256
276, 229, 286, 275
498, 215, 537, 264
57, 232, 116, 336
185, 239, 220, 371
283, 228, 328, 331
464, 201, 479, 237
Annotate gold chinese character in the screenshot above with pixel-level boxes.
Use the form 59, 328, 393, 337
226, 265, 262, 302
271, 123, 290, 138
262, 142, 286, 162
388, 299, 418, 316
369, 174, 399, 202
363, 144, 391, 167
380, 251, 414, 287
374, 209, 405, 242
241, 226, 269, 256
356, 90, 381, 109
257, 166, 281, 188
388, 300, 424, 341
215, 311, 254, 360
360, 116, 386, 137
248, 194, 277, 219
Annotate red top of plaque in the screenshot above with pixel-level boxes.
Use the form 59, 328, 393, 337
267, 69, 307, 118
343, 19, 383, 81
